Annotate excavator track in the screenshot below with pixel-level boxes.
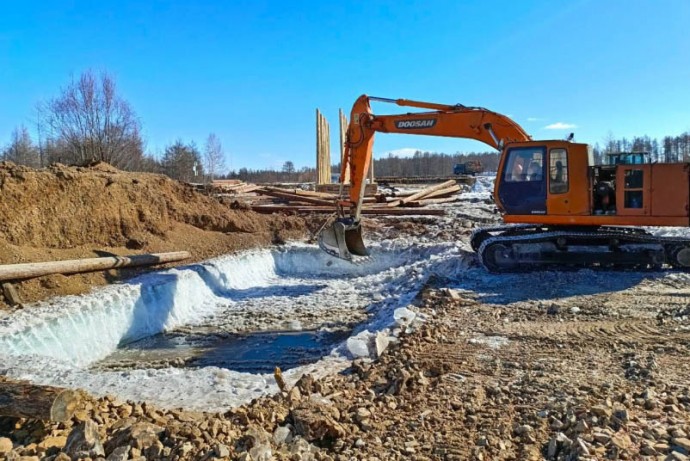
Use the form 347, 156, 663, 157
474, 226, 690, 273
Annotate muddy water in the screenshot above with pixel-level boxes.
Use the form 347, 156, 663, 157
96, 329, 352, 374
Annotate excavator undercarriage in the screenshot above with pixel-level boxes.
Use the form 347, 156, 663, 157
472, 225, 690, 273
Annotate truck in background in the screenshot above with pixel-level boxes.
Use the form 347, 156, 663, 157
453, 160, 483, 176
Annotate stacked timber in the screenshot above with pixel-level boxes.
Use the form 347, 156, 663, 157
210, 180, 261, 195
249, 180, 463, 216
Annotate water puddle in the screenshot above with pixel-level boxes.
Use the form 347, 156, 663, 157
96, 329, 352, 374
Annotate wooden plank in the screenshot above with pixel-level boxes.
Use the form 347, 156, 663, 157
257, 188, 334, 206
403, 197, 460, 207
251, 205, 445, 216
423, 184, 462, 199
0, 252, 191, 282
315, 183, 378, 196
387, 180, 457, 207
0, 377, 80, 422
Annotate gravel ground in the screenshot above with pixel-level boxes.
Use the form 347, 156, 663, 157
2, 188, 690, 460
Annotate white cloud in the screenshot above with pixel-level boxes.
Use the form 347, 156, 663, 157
527, 117, 544, 122
377, 148, 423, 158
544, 122, 577, 130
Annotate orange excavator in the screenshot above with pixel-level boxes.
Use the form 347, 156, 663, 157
319, 94, 690, 272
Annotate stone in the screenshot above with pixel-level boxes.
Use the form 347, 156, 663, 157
54, 453, 71, 461
106, 446, 129, 461
288, 386, 302, 405
64, 419, 105, 458
249, 443, 272, 461
640, 445, 657, 456
593, 432, 611, 444
611, 432, 632, 450
214, 443, 230, 458
179, 442, 194, 456
591, 405, 612, 418
354, 438, 365, 448
38, 436, 67, 451
356, 408, 372, 422
547, 437, 558, 458
273, 426, 293, 445
374, 332, 391, 358
0, 437, 13, 454
291, 402, 346, 442
613, 408, 629, 423
673, 438, 690, 452
105, 422, 163, 453
514, 424, 533, 436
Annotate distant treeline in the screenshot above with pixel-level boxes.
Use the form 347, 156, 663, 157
4, 70, 690, 183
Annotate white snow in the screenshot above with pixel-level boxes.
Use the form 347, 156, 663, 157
0, 241, 470, 412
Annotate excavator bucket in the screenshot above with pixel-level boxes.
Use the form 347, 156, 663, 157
318, 221, 369, 262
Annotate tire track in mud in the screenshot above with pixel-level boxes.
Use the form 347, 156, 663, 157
493, 319, 690, 347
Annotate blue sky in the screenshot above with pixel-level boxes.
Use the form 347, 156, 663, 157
1, 0, 689, 170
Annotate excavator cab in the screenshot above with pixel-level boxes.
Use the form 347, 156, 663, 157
318, 218, 369, 262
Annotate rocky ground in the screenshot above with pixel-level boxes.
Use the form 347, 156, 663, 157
2, 183, 690, 460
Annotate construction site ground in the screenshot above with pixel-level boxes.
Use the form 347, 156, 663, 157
1, 169, 690, 461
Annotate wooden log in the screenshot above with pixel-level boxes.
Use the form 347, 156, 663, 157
251, 205, 445, 216
402, 197, 460, 207
234, 184, 260, 193
423, 184, 462, 199
387, 180, 457, 207
0, 377, 80, 422
256, 188, 334, 206
0, 251, 191, 282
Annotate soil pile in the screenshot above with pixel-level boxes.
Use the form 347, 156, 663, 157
0, 162, 305, 305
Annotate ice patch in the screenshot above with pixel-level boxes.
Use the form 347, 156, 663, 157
468, 335, 509, 349
0, 241, 470, 411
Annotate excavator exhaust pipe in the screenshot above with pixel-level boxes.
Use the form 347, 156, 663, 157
318, 220, 369, 262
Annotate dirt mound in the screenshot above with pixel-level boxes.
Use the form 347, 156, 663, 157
0, 161, 306, 305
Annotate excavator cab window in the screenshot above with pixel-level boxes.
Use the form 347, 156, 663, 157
549, 148, 569, 194
505, 149, 543, 182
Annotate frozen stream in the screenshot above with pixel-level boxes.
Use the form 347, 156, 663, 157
0, 241, 467, 411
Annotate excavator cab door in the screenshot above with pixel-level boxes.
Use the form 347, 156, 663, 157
498, 146, 547, 215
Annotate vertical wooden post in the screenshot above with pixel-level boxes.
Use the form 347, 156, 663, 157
316, 109, 331, 185
316, 108, 320, 184
339, 109, 350, 184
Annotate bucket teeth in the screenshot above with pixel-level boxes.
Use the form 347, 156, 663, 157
318, 221, 369, 262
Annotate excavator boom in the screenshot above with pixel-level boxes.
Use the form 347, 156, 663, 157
318, 94, 531, 261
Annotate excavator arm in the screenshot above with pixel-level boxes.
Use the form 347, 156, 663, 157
319, 94, 531, 261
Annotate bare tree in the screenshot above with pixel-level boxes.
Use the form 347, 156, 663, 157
41, 70, 143, 169
282, 161, 295, 174
2, 125, 40, 167
204, 133, 225, 181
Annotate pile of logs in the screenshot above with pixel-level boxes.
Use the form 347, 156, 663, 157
209, 180, 261, 195
249, 180, 461, 216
